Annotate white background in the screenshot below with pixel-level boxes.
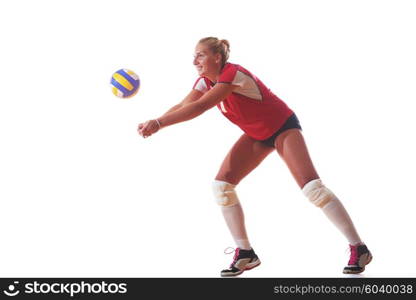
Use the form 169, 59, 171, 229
1, 0, 415, 277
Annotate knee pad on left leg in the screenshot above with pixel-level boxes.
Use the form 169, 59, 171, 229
212, 180, 239, 207
302, 179, 336, 208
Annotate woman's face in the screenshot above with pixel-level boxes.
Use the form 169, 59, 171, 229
193, 43, 221, 79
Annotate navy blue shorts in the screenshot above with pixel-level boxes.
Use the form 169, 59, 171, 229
259, 113, 302, 148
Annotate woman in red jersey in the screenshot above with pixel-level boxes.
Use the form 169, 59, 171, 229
138, 37, 372, 277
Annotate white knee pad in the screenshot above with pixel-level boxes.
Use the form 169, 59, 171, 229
212, 180, 239, 207
302, 179, 336, 208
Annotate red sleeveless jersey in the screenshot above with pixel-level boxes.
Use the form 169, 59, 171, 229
193, 63, 293, 140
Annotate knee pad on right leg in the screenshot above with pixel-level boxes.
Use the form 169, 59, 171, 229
212, 180, 239, 207
302, 179, 336, 208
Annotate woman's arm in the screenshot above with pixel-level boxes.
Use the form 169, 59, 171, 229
137, 89, 205, 138
138, 83, 236, 138
161, 89, 204, 115
158, 83, 236, 128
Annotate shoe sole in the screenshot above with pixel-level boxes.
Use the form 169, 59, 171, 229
221, 259, 261, 277
343, 253, 373, 274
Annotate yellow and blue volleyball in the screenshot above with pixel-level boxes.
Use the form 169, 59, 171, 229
110, 69, 140, 98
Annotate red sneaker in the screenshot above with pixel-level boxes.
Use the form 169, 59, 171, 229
343, 244, 373, 274
221, 248, 261, 277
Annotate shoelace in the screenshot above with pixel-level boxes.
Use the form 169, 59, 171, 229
224, 247, 235, 254
224, 247, 240, 268
348, 245, 359, 265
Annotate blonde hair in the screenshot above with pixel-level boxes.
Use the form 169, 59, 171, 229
198, 37, 230, 67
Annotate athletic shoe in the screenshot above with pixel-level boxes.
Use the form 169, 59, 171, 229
343, 244, 373, 274
221, 247, 261, 277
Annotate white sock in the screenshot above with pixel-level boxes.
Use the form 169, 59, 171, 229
221, 203, 252, 250
321, 196, 362, 245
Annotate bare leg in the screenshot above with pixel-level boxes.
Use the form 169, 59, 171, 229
274, 129, 319, 188
215, 134, 274, 249
275, 129, 362, 245
216, 134, 274, 185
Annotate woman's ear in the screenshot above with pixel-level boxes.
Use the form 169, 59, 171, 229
215, 53, 222, 64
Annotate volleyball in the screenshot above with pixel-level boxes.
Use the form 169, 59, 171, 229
110, 69, 140, 98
